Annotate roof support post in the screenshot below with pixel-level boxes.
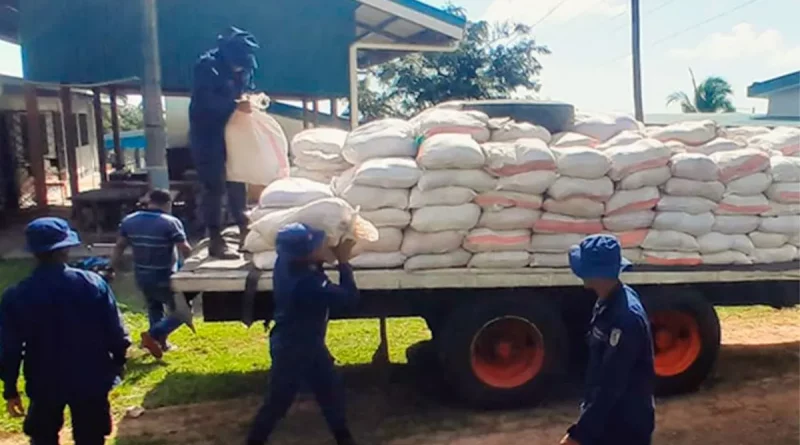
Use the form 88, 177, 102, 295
59, 86, 80, 197
109, 86, 123, 170
141, 0, 169, 189
91, 88, 108, 183
23, 84, 48, 208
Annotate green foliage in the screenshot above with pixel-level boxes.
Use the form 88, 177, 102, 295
667, 69, 736, 113
358, 6, 549, 121
103, 96, 144, 133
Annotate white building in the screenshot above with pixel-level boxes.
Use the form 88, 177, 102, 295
747, 71, 800, 119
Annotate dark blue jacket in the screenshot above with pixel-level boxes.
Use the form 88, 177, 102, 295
0, 264, 131, 401
188, 49, 254, 179
568, 284, 655, 445
269, 259, 359, 354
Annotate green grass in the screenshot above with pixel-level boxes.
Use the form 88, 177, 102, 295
0, 259, 431, 436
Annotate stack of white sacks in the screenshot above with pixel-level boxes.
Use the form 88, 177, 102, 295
240, 109, 799, 270
290, 128, 350, 183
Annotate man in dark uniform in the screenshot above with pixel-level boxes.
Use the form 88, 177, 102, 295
0, 218, 131, 445
246, 223, 359, 445
189, 26, 259, 258
561, 234, 655, 445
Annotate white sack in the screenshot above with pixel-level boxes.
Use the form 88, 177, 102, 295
570, 112, 640, 142
712, 215, 761, 234
291, 167, 340, 184
657, 195, 718, 214
663, 178, 725, 202
597, 130, 644, 150
258, 177, 333, 209
349, 158, 422, 189
401, 229, 465, 256
605, 187, 660, 216
469, 251, 530, 268
342, 118, 416, 164
551, 132, 599, 148
748, 232, 789, 249
482, 139, 556, 176
653, 212, 714, 237
411, 108, 490, 142
748, 127, 800, 156
762, 201, 800, 217
759, 215, 800, 235
618, 166, 672, 190
417, 169, 497, 192
547, 177, 614, 202
491, 120, 551, 143
543, 198, 605, 218
290, 128, 348, 168
496, 171, 558, 194
417, 133, 486, 170
642, 230, 699, 252
605, 139, 672, 180
665, 140, 688, 155
710, 149, 770, 183
649, 120, 717, 145
337, 184, 408, 210
751, 245, 799, 264
723, 126, 770, 141
530, 253, 570, 267
716, 194, 771, 215
603, 211, 655, 231
688, 138, 743, 156
351, 252, 407, 269
622, 248, 643, 263
766, 183, 800, 204
225, 110, 290, 185
702, 251, 752, 265
248, 207, 280, 223
474, 191, 543, 211
642, 250, 702, 266
697, 232, 755, 254
770, 156, 800, 183
725, 172, 772, 195
530, 233, 585, 253
360, 208, 411, 228
463, 229, 531, 252
533, 213, 604, 234
357, 228, 404, 253
252, 251, 278, 270
479, 208, 541, 230
669, 153, 719, 181
404, 249, 472, 271
552, 146, 611, 179
410, 203, 481, 232
409, 186, 476, 208
243, 230, 271, 253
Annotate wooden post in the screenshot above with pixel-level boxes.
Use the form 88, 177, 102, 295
23, 84, 48, 208
91, 88, 108, 183
60, 87, 80, 197
109, 86, 123, 169
301, 98, 310, 129
330, 97, 339, 128
312, 99, 319, 127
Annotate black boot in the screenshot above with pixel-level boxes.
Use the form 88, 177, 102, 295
238, 224, 250, 253
208, 229, 239, 259
334, 429, 358, 445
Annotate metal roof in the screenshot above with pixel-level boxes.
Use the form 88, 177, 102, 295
747, 71, 800, 98
645, 112, 800, 128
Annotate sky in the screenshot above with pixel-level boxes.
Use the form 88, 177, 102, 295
1, 0, 796, 116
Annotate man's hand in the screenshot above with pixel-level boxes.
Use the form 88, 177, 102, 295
333, 239, 357, 263
236, 100, 252, 114
6, 397, 25, 417
559, 434, 579, 445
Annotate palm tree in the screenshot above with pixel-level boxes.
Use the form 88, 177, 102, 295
666, 69, 736, 113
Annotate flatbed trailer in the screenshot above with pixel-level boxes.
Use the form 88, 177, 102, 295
173, 256, 800, 408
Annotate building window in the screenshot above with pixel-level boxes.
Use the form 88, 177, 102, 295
78, 113, 89, 146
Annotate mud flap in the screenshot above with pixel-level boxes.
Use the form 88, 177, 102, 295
242, 266, 263, 328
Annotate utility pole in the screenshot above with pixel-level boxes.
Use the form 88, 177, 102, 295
141, 0, 169, 190
631, 0, 644, 122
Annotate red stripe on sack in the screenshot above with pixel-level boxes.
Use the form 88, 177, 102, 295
488, 161, 557, 177
719, 155, 769, 182
780, 144, 800, 156
467, 235, 530, 245
606, 198, 660, 216
616, 156, 670, 177
643, 254, 701, 266
533, 220, 603, 234
615, 229, 648, 248
717, 203, 771, 215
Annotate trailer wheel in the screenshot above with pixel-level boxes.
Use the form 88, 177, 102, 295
640, 289, 720, 396
438, 299, 568, 409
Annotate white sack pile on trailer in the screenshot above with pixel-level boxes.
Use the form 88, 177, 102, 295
290, 128, 350, 183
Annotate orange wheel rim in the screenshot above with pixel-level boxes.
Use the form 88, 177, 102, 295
470, 317, 545, 389
650, 311, 702, 377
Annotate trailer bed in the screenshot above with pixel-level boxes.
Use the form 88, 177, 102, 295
172, 253, 800, 293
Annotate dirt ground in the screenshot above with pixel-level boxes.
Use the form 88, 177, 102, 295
4, 309, 799, 445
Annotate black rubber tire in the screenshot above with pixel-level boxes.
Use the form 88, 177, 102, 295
406, 339, 438, 369
459, 100, 575, 134
437, 298, 569, 409
639, 288, 721, 396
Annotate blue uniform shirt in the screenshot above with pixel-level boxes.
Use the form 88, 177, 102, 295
0, 265, 131, 401
568, 284, 656, 445
269, 259, 359, 353
119, 209, 186, 288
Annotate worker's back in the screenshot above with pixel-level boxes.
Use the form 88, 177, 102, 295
120, 209, 185, 287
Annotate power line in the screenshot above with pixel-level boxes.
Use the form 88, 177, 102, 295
594, 0, 764, 69
533, 0, 572, 27
609, 0, 682, 35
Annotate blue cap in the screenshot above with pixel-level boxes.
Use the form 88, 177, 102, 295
275, 223, 326, 260
25, 217, 81, 254
218, 26, 259, 70
569, 234, 632, 280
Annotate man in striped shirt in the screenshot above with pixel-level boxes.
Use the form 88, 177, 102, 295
112, 189, 192, 359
